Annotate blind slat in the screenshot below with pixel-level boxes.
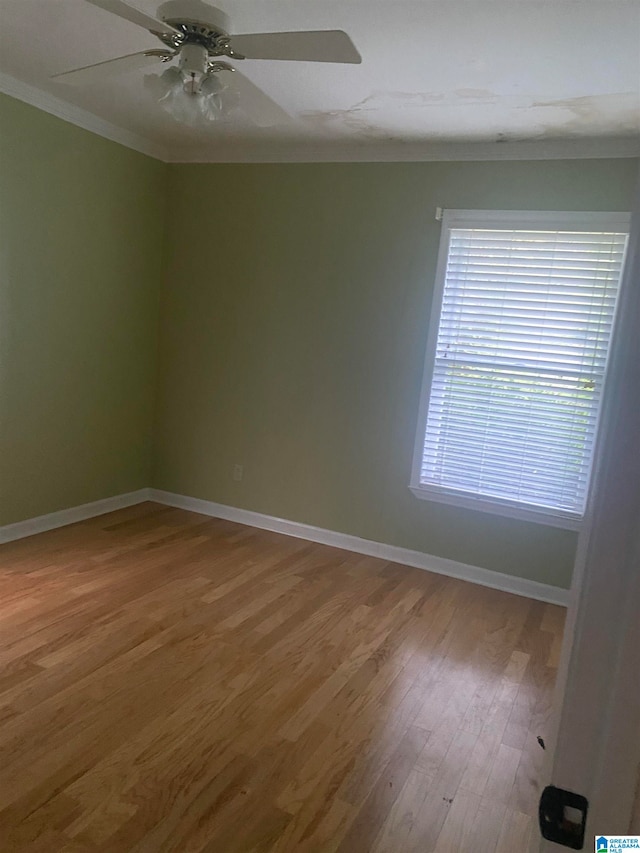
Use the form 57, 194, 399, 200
418, 224, 626, 515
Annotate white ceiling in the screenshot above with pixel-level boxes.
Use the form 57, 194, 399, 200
0, 0, 639, 162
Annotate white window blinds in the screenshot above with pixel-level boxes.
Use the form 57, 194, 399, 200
413, 212, 629, 526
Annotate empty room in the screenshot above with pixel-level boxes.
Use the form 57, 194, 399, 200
1, 1, 639, 851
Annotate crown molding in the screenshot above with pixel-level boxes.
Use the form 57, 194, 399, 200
169, 136, 640, 164
0, 71, 168, 162
1, 69, 638, 165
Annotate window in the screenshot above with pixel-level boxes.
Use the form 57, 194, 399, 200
410, 210, 629, 529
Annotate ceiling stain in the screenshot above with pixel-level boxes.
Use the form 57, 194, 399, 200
354, 91, 446, 107
529, 92, 640, 135
454, 88, 497, 101
301, 90, 448, 139
302, 90, 640, 142
301, 109, 397, 141
532, 92, 637, 113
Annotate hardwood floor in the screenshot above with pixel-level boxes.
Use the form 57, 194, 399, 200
0, 502, 564, 852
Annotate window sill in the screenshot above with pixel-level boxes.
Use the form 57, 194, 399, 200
409, 485, 582, 531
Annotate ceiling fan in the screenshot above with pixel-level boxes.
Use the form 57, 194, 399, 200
52, 0, 362, 126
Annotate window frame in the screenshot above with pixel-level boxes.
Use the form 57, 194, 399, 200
409, 208, 630, 530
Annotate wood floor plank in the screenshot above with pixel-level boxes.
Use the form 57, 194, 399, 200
495, 807, 534, 852
371, 768, 434, 853
432, 789, 482, 852
0, 502, 563, 851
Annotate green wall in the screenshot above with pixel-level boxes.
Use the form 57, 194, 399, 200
0, 94, 166, 524
154, 160, 637, 589
1, 89, 635, 589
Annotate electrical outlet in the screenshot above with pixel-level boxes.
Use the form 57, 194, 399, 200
233, 464, 243, 482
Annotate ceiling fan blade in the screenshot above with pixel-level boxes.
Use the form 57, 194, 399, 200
52, 51, 170, 84
83, 0, 178, 36
227, 70, 291, 127
230, 30, 361, 64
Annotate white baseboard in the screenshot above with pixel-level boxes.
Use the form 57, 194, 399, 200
150, 489, 570, 606
0, 486, 569, 606
0, 489, 151, 545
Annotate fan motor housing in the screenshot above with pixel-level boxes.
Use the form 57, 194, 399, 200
167, 19, 228, 49
158, 0, 230, 32
155, 18, 244, 61
178, 42, 209, 75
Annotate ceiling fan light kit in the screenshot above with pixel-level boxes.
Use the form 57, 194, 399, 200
52, 0, 361, 127
144, 59, 237, 124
